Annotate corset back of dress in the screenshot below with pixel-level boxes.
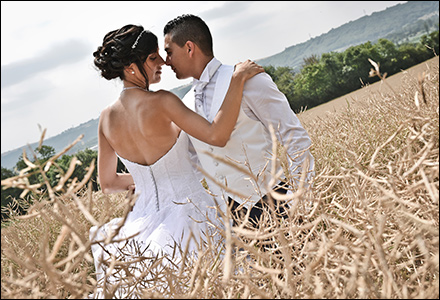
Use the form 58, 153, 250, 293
116, 133, 212, 223
90, 133, 222, 294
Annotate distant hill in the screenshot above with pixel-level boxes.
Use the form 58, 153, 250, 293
2, 1, 438, 170
1, 118, 99, 170
256, 1, 439, 69
1, 84, 192, 170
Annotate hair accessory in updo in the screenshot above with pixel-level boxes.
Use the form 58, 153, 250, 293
132, 30, 146, 49
93, 25, 158, 87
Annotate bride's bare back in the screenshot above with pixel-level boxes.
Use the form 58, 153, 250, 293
100, 88, 181, 166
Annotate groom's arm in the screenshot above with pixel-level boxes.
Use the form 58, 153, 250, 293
242, 73, 315, 177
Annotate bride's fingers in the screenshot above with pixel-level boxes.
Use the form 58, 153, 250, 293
234, 60, 264, 76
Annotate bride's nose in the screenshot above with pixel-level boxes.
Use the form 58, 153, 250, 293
158, 55, 165, 66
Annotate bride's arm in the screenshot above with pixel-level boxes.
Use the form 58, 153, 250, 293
97, 112, 135, 194
161, 60, 264, 146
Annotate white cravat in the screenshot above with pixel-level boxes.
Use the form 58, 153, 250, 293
192, 58, 222, 119
193, 81, 208, 116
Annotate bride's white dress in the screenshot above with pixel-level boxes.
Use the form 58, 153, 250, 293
89, 133, 221, 295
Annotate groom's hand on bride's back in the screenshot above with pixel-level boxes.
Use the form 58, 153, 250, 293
126, 184, 136, 205
126, 184, 136, 211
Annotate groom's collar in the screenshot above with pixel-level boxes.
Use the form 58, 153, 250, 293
193, 57, 222, 87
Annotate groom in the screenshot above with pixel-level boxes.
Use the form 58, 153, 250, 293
163, 14, 314, 227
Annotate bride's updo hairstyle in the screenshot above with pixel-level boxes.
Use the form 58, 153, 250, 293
93, 24, 158, 89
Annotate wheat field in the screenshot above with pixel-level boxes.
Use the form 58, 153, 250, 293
1, 57, 438, 299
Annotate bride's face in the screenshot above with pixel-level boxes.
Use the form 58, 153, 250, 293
144, 48, 165, 85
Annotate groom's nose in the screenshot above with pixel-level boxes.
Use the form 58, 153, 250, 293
165, 56, 172, 66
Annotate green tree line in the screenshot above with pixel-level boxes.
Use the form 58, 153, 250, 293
1, 30, 438, 220
265, 30, 439, 112
1, 146, 126, 220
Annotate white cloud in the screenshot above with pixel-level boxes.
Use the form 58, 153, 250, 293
2, 39, 91, 89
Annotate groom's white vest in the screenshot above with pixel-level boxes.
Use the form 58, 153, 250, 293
183, 65, 280, 210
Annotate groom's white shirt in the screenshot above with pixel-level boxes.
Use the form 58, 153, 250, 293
183, 57, 314, 211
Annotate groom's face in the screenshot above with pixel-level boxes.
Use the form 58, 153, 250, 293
164, 34, 191, 80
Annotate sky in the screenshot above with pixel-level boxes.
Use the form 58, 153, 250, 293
1, 1, 407, 154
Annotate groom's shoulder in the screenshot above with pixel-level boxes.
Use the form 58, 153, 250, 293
221, 62, 275, 89
219, 63, 235, 72
246, 72, 275, 89
221, 63, 271, 83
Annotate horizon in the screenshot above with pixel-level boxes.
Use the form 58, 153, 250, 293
1, 1, 407, 154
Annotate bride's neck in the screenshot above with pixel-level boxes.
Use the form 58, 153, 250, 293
123, 79, 149, 90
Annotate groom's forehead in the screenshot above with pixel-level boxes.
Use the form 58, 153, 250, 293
164, 35, 183, 51
164, 34, 174, 46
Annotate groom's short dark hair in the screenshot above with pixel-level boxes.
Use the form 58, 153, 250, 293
164, 14, 213, 57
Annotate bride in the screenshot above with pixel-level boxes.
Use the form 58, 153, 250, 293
89, 24, 263, 296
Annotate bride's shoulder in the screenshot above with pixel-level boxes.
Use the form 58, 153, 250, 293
152, 89, 180, 102
101, 99, 120, 113
99, 105, 112, 118
153, 89, 173, 96
99, 98, 125, 121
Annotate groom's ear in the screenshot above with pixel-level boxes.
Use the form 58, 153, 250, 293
185, 41, 195, 57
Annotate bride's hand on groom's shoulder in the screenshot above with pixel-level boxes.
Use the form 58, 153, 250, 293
233, 59, 265, 81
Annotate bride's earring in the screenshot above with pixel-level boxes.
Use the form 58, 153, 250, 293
131, 71, 135, 74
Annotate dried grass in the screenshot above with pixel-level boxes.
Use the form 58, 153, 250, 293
1, 57, 438, 299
